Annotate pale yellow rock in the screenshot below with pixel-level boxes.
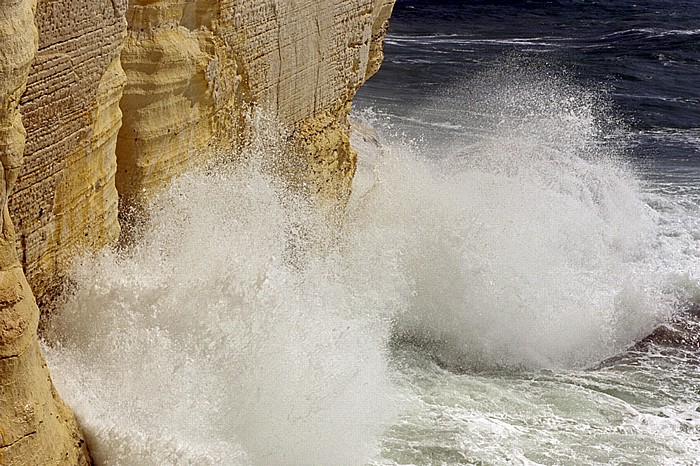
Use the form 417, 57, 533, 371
116, 18, 217, 208
9, 0, 127, 306
0, 1, 395, 464
117, 0, 396, 207
0, 1, 91, 464
7, 0, 395, 301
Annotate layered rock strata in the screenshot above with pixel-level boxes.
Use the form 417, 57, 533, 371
8, 0, 394, 306
1, 0, 394, 463
9, 0, 127, 305
0, 1, 90, 463
117, 0, 395, 207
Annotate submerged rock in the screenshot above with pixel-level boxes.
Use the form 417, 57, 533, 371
635, 312, 700, 351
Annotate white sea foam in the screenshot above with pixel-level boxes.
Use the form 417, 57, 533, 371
350, 64, 691, 370
42, 121, 398, 465
42, 65, 700, 464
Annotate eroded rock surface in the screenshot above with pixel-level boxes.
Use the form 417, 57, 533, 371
8, 0, 394, 306
9, 0, 127, 305
1, 1, 394, 463
0, 1, 91, 463
117, 0, 395, 207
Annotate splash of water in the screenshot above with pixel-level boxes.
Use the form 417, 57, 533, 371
42, 123, 398, 465
41, 65, 695, 464
349, 64, 675, 370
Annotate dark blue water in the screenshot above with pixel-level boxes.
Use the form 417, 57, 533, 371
348, 3, 700, 464
356, 0, 700, 183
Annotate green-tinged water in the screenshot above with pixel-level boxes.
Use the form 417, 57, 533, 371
377, 344, 700, 465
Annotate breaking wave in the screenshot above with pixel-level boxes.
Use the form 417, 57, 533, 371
42, 65, 699, 464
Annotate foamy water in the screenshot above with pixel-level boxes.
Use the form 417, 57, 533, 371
42, 122, 399, 465
43, 68, 700, 464
350, 66, 687, 370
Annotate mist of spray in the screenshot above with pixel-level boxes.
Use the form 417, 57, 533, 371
41, 63, 694, 464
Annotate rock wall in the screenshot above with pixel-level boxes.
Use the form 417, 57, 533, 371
0, 0, 393, 463
9, 0, 127, 305
117, 0, 395, 207
8, 0, 394, 305
0, 1, 91, 463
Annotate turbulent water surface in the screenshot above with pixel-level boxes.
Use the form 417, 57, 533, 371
43, 1, 700, 465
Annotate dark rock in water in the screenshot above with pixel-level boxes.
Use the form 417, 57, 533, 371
635, 311, 700, 351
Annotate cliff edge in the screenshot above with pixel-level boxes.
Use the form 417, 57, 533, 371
0, 0, 393, 463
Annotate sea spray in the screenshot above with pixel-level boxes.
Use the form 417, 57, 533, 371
348, 65, 672, 370
42, 121, 399, 465
41, 66, 697, 465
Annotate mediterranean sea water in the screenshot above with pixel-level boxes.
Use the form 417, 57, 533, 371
42, 1, 700, 464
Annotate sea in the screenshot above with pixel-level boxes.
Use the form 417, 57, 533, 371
41, 1, 700, 465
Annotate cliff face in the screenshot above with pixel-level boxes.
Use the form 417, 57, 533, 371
118, 0, 395, 207
7, 0, 394, 305
0, 0, 393, 463
9, 0, 127, 305
0, 1, 90, 463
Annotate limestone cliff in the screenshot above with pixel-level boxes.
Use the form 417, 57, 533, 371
9, 0, 127, 306
0, 0, 393, 463
7, 0, 394, 306
117, 0, 395, 207
0, 1, 90, 463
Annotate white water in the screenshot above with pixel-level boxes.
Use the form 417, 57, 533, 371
351, 66, 689, 370
43, 70, 700, 464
